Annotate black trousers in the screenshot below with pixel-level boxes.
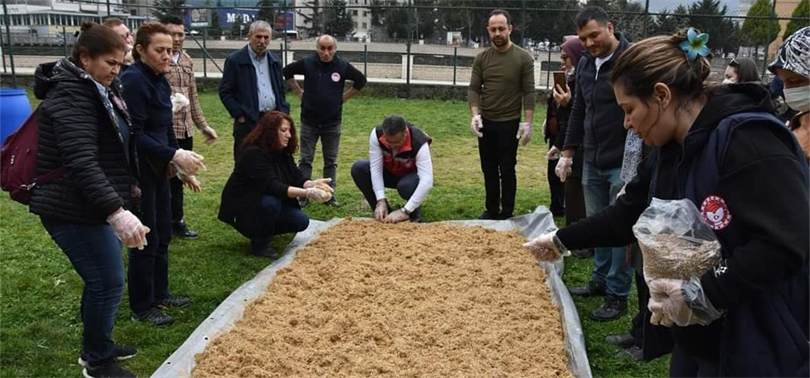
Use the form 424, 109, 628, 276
630, 269, 649, 348
350, 160, 419, 212
128, 168, 172, 314
547, 154, 566, 217
564, 176, 587, 226
170, 136, 193, 223
478, 118, 520, 216
233, 120, 256, 162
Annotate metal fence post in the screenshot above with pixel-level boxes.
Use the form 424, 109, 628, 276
520, 0, 526, 47
3, 0, 16, 87
203, 27, 208, 78
0, 27, 5, 73
63, 26, 68, 58
763, 0, 778, 75
546, 48, 552, 90
106, 0, 111, 18
453, 46, 457, 86
364, 44, 368, 75
406, 0, 412, 98
283, 7, 289, 68
643, 0, 651, 39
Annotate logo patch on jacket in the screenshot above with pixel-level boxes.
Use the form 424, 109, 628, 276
701, 195, 731, 230
331, 72, 341, 82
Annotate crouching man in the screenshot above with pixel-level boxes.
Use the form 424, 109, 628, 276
351, 115, 433, 223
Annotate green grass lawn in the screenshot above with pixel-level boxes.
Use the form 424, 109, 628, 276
0, 90, 668, 377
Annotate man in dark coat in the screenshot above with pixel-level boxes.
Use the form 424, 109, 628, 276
219, 20, 289, 161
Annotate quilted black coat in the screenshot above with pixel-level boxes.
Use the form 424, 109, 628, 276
30, 58, 139, 224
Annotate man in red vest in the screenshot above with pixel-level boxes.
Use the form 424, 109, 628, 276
351, 115, 434, 223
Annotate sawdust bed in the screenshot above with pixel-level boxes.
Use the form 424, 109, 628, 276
191, 219, 573, 378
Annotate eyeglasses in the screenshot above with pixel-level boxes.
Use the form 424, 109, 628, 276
560, 54, 569, 60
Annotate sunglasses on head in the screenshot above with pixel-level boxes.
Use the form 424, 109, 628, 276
729, 58, 739, 68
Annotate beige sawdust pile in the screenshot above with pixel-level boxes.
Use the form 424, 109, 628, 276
192, 219, 573, 378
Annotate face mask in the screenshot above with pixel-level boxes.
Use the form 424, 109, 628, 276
785, 86, 810, 112
722, 78, 735, 84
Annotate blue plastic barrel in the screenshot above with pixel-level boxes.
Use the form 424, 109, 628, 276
1, 88, 33, 145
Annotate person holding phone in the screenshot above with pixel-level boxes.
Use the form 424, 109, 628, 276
545, 36, 587, 233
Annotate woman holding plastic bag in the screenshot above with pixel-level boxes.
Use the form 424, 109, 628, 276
525, 28, 809, 377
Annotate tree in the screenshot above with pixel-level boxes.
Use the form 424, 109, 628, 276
257, 0, 277, 23
740, 0, 781, 47
324, 0, 354, 37
652, 6, 690, 36
297, 0, 326, 37
688, 0, 739, 54
609, 0, 649, 42
209, 9, 222, 37
413, 0, 438, 40
152, 0, 186, 21
784, 0, 809, 39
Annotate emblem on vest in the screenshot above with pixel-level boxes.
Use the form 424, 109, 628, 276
331, 72, 341, 82
700, 195, 731, 230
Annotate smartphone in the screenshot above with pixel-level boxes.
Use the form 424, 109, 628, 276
553, 71, 567, 92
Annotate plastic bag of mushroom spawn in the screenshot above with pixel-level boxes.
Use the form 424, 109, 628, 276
632, 198, 722, 283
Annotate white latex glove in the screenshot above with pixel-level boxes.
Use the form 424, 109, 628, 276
470, 114, 483, 138
516, 122, 532, 146
170, 93, 190, 114
523, 231, 571, 261
306, 178, 334, 192
107, 208, 150, 250
648, 278, 724, 327
172, 149, 206, 177
305, 187, 331, 203
546, 146, 561, 160
202, 126, 218, 145
385, 209, 410, 224
374, 200, 389, 222
555, 157, 573, 182
179, 173, 201, 192
616, 183, 627, 200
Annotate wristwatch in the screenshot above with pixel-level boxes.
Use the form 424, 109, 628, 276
552, 232, 569, 254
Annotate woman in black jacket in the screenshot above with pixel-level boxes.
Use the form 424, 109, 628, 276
32, 22, 147, 378
120, 23, 205, 327
218, 111, 332, 257
527, 29, 809, 377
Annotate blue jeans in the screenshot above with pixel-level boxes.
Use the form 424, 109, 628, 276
254, 195, 310, 243
41, 217, 124, 364
582, 160, 633, 299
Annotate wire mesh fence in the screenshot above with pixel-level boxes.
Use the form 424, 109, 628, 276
2, 0, 808, 93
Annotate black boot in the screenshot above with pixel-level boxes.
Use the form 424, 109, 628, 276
172, 219, 198, 239
250, 238, 276, 258
568, 280, 607, 297
589, 296, 628, 321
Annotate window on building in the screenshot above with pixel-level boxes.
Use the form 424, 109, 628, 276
352, 10, 358, 16
353, 22, 358, 29
362, 22, 367, 29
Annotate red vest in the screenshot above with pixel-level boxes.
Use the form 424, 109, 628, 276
376, 125, 432, 178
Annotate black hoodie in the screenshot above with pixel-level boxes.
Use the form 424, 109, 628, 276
557, 83, 809, 368
563, 32, 632, 169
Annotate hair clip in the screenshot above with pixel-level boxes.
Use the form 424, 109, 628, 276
680, 28, 709, 61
